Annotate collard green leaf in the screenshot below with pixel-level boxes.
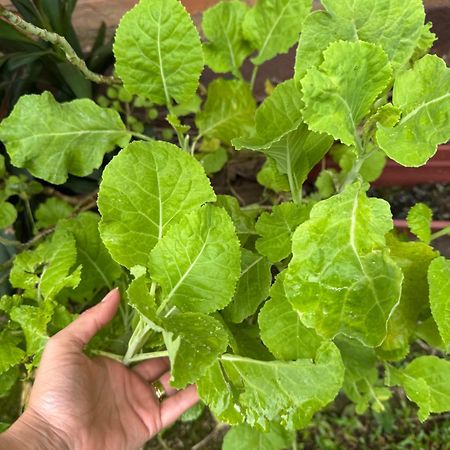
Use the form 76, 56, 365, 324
196, 79, 256, 144
223, 423, 292, 450
428, 257, 450, 350
198, 342, 344, 429
163, 312, 229, 388
243, 0, 312, 65
113, 0, 203, 105
295, 0, 426, 79
377, 55, 450, 167
256, 158, 290, 193
202, 0, 253, 75
223, 249, 271, 324
58, 213, 122, 301
259, 273, 322, 361
407, 203, 433, 244
35, 198, 74, 230
387, 356, 450, 421
255, 202, 310, 263
10, 228, 81, 301
148, 205, 240, 314
284, 181, 403, 347
301, 41, 392, 150
0, 202, 17, 229
0, 331, 24, 375
378, 236, 437, 360
0, 92, 130, 184
98, 141, 215, 269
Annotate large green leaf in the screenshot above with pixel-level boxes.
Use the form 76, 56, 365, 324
113, 0, 203, 106
223, 423, 292, 450
198, 342, 344, 429
377, 55, 450, 167
196, 79, 256, 144
202, 0, 253, 75
295, 0, 426, 79
222, 249, 271, 324
10, 228, 81, 301
0, 92, 130, 184
163, 312, 229, 388
259, 273, 322, 361
243, 0, 311, 65
407, 203, 433, 244
0, 331, 24, 375
378, 237, 437, 360
301, 41, 392, 150
58, 213, 122, 301
387, 356, 450, 421
428, 257, 450, 350
284, 181, 403, 347
98, 141, 215, 269
148, 205, 241, 314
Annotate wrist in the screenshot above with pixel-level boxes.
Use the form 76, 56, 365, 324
0, 410, 71, 450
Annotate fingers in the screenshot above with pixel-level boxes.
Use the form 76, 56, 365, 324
53, 288, 121, 349
160, 385, 199, 428
133, 357, 170, 381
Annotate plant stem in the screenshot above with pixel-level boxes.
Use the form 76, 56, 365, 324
292, 434, 298, 450
131, 131, 153, 141
250, 65, 259, 91
128, 350, 169, 364
431, 226, 450, 241
123, 317, 152, 365
91, 350, 124, 362
0, 5, 120, 85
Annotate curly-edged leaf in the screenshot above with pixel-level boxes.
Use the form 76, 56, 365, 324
301, 41, 392, 150
233, 79, 303, 151
163, 312, 229, 388
58, 213, 122, 301
428, 257, 450, 350
202, 0, 253, 75
256, 202, 310, 263
223, 423, 292, 450
35, 198, 74, 230
196, 79, 256, 144
0, 202, 17, 228
407, 203, 433, 244
198, 342, 344, 429
412, 23, 436, 61
377, 55, 450, 167
243, 0, 312, 66
259, 273, 322, 361
98, 141, 215, 269
284, 181, 403, 347
295, 0, 426, 79
378, 236, 437, 360
0, 92, 130, 184
0, 331, 24, 375
10, 228, 81, 301
149, 205, 240, 314
387, 356, 450, 421
113, 0, 203, 105
257, 158, 290, 193
223, 249, 271, 324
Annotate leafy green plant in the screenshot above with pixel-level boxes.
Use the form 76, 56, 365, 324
1, 0, 450, 448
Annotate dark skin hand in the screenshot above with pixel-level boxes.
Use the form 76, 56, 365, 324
0, 289, 199, 450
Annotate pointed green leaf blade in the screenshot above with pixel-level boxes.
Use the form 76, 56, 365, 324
407, 203, 433, 244
149, 205, 241, 314
0, 92, 130, 184
302, 41, 392, 149
284, 181, 403, 347
98, 141, 216, 269
113, 0, 204, 105
377, 55, 450, 167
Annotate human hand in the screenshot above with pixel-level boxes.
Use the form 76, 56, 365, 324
0, 289, 199, 450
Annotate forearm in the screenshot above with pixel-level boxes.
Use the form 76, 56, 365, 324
0, 411, 70, 450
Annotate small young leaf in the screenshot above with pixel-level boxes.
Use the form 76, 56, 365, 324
256, 158, 290, 193
0, 92, 130, 184
35, 198, 74, 230
428, 257, 450, 350
407, 203, 433, 244
285, 181, 403, 347
196, 79, 256, 144
148, 205, 241, 314
0, 202, 17, 229
377, 55, 450, 167
202, 0, 253, 75
302, 41, 392, 150
256, 202, 310, 263
98, 141, 215, 269
223, 423, 292, 450
0, 331, 25, 375
243, 0, 312, 65
113, 0, 203, 105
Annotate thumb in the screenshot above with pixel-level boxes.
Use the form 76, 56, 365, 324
54, 288, 121, 349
